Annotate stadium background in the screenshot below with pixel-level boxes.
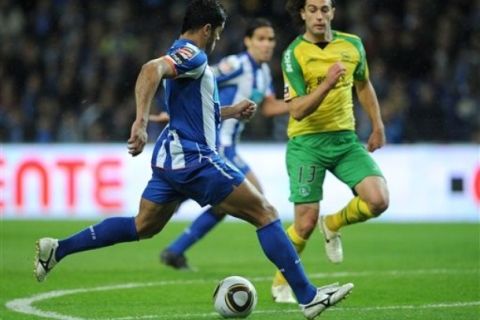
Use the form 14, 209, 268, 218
1, 0, 478, 143
0, 0, 478, 220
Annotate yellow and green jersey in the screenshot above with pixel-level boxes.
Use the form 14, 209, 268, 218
282, 31, 369, 138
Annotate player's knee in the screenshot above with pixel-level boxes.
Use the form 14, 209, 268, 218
135, 218, 161, 239
136, 225, 156, 239
368, 196, 389, 217
254, 202, 279, 227
262, 202, 279, 222
212, 207, 228, 219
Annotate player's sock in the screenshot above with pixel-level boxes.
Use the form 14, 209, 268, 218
257, 219, 316, 304
55, 217, 138, 261
325, 196, 374, 232
273, 224, 306, 286
167, 208, 222, 255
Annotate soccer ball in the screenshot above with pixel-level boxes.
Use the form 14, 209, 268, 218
213, 276, 258, 318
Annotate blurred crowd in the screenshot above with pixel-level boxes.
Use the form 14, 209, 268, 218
0, 0, 479, 143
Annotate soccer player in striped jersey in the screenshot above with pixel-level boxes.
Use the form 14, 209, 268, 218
271, 0, 389, 303
159, 18, 289, 271
34, 1, 353, 317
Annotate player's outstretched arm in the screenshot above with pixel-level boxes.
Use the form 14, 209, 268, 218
355, 79, 385, 152
220, 99, 257, 121
261, 96, 289, 117
288, 62, 345, 121
128, 57, 176, 157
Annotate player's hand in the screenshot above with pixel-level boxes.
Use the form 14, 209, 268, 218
367, 128, 386, 152
127, 120, 148, 156
235, 99, 257, 121
325, 62, 346, 89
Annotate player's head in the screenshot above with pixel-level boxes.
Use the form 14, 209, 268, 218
181, 0, 227, 53
286, 0, 335, 39
244, 18, 276, 63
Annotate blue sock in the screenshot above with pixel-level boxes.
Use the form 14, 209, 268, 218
257, 219, 316, 304
167, 208, 222, 255
55, 217, 138, 261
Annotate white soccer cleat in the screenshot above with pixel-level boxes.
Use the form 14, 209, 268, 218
34, 238, 59, 282
318, 215, 343, 264
271, 284, 297, 304
300, 282, 354, 319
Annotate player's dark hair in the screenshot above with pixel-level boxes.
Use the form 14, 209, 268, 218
244, 18, 273, 38
286, 0, 336, 27
181, 0, 227, 34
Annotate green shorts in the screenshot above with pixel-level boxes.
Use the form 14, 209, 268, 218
286, 131, 384, 203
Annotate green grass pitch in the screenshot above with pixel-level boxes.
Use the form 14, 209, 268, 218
1, 220, 479, 319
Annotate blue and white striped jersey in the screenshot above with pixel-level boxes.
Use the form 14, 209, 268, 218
213, 52, 275, 147
151, 39, 221, 170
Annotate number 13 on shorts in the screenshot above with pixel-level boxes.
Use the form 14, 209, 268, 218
289, 164, 326, 202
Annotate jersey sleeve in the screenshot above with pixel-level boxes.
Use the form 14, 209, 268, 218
213, 54, 243, 84
167, 44, 206, 79
353, 40, 369, 81
281, 47, 306, 101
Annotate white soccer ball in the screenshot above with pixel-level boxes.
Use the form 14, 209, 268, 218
213, 276, 258, 318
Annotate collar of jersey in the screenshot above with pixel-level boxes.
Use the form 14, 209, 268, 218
299, 30, 338, 44
176, 38, 202, 51
244, 51, 261, 70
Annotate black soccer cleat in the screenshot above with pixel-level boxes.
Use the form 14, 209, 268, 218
160, 249, 191, 270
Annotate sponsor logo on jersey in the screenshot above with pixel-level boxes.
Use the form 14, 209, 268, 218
170, 46, 197, 65
283, 49, 293, 73
316, 75, 348, 89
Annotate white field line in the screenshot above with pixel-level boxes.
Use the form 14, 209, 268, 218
108, 302, 480, 320
5, 268, 479, 320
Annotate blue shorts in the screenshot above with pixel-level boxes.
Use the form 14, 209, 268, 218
142, 154, 245, 207
220, 145, 251, 175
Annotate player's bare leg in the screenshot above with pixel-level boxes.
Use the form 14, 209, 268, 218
135, 199, 181, 239
214, 179, 275, 227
